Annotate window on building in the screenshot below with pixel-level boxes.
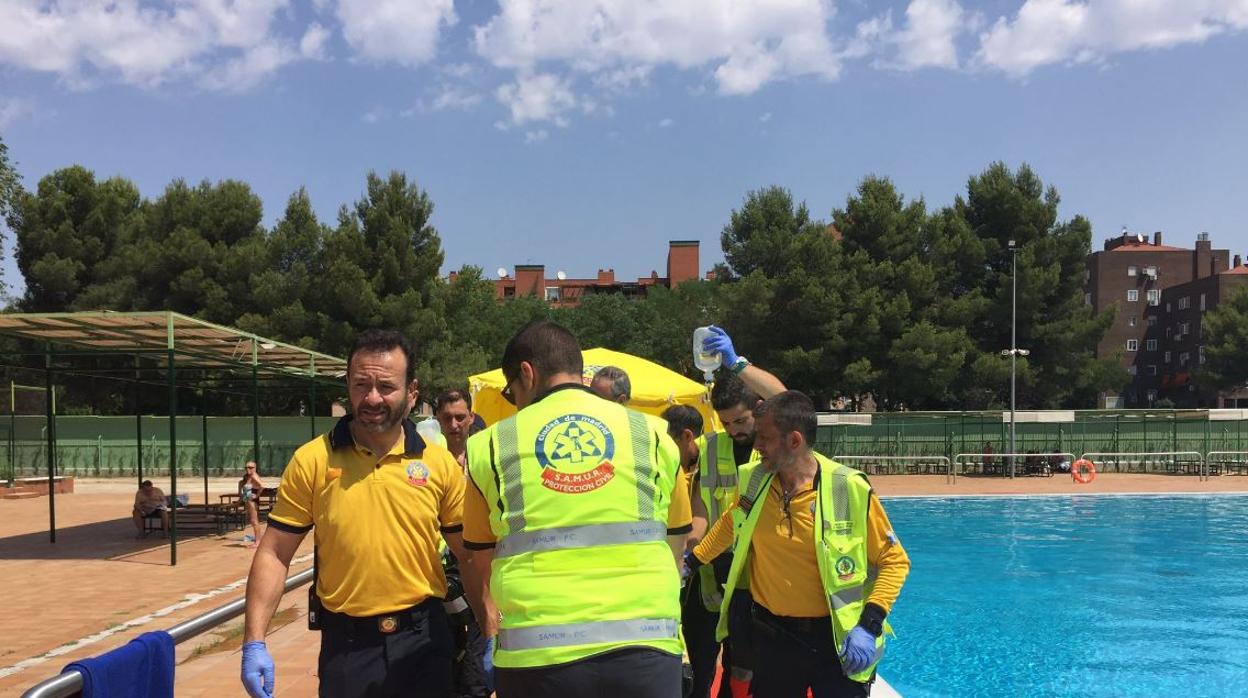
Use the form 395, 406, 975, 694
1127, 266, 1138, 277
1165, 302, 1171, 313
1148, 365, 1158, 376
1128, 316, 1137, 327
1147, 316, 1157, 327
1126, 339, 1139, 351
545, 286, 561, 302
1164, 351, 1171, 363
1146, 339, 1157, 351
1127, 365, 1137, 376
1199, 346, 1206, 364
1127, 290, 1139, 302
1146, 389, 1158, 403
1200, 293, 1207, 311
503, 286, 515, 298
1147, 289, 1161, 306
1145, 266, 1157, 277
1178, 296, 1190, 310
1179, 352, 1190, 366
1180, 322, 1190, 336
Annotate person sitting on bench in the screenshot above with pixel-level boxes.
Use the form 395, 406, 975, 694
133, 480, 169, 538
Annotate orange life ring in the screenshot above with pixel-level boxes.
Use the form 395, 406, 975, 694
1072, 459, 1096, 484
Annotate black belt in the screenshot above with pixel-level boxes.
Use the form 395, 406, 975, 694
320, 597, 440, 638
751, 602, 831, 636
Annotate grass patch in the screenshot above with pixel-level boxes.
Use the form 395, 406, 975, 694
183, 606, 302, 662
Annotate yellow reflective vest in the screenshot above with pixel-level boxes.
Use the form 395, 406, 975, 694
715, 453, 886, 684
694, 431, 757, 611
466, 386, 683, 668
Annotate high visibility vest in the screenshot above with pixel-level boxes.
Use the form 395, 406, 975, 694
715, 453, 886, 684
694, 432, 757, 611
466, 387, 682, 669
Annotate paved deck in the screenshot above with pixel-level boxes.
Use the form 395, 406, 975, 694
4, 474, 1246, 695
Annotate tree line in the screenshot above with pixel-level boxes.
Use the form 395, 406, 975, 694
3, 133, 1241, 413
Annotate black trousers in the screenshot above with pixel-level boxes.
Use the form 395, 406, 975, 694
454, 613, 490, 698
681, 582, 731, 698
749, 605, 873, 698
495, 647, 682, 698
318, 599, 453, 698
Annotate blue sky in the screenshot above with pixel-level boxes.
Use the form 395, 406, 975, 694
2, 0, 1248, 297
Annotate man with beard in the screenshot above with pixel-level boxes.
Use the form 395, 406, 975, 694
691, 392, 910, 697
241, 330, 486, 698
687, 326, 786, 698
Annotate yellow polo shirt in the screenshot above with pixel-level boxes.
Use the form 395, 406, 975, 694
269, 417, 464, 617
694, 475, 909, 617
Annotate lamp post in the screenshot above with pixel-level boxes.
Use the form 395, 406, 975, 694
1001, 240, 1030, 478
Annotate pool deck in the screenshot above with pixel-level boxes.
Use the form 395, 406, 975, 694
2, 474, 1245, 695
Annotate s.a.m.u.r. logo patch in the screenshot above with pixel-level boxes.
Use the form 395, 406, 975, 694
534, 414, 616, 493
406, 461, 430, 487
835, 555, 857, 581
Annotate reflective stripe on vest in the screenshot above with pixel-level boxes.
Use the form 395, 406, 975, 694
494, 520, 668, 559
497, 418, 526, 535
628, 410, 658, 520
498, 618, 679, 651
738, 466, 770, 515
829, 585, 863, 611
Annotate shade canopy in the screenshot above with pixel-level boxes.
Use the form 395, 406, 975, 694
469, 347, 720, 433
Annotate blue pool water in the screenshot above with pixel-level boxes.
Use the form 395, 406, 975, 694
881, 495, 1248, 697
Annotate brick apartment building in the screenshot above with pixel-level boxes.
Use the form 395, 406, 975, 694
1086, 229, 1248, 408
487, 240, 707, 307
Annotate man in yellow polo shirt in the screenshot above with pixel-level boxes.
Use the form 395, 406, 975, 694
241, 329, 482, 698
461, 320, 692, 696
692, 391, 910, 697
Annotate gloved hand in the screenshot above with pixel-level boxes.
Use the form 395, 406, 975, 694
483, 635, 496, 693
701, 326, 740, 369
241, 640, 275, 698
839, 626, 877, 675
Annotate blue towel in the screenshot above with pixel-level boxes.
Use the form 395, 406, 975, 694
64, 631, 175, 698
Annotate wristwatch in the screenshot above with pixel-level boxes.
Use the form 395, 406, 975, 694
730, 357, 751, 375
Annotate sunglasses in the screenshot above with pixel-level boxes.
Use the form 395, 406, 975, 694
501, 373, 517, 406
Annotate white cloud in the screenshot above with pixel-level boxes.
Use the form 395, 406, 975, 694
361, 106, 386, 124
658, 117, 674, 128
335, 0, 456, 67
975, 0, 1248, 77
0, 97, 36, 129
893, 0, 967, 69
524, 129, 549, 143
430, 85, 483, 111
300, 23, 331, 60
0, 0, 317, 89
474, 0, 845, 100
495, 72, 577, 126
760, 111, 772, 123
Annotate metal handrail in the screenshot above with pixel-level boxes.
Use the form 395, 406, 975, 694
1203, 451, 1248, 481
1078, 451, 1205, 480
952, 452, 1075, 481
833, 455, 954, 484
22, 568, 313, 698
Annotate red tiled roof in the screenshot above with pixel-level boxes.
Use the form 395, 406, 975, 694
1223, 265, 1248, 274
1107, 242, 1189, 252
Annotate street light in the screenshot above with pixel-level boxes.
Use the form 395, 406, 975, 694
1002, 239, 1030, 478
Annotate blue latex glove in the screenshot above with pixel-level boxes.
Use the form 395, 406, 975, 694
483, 635, 496, 692
241, 640, 275, 698
701, 326, 740, 369
840, 626, 878, 675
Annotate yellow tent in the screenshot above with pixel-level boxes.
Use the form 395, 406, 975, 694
468, 347, 720, 433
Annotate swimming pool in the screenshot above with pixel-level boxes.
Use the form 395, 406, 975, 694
881, 494, 1248, 697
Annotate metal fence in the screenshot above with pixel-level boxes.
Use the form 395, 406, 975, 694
814, 409, 1248, 474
